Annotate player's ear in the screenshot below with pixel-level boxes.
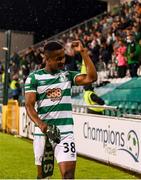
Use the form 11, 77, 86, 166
44, 53, 50, 61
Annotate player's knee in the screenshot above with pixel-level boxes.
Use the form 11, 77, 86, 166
35, 156, 43, 166
62, 170, 75, 179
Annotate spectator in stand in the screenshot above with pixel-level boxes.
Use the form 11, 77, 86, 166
100, 37, 111, 68
24, 47, 36, 70
109, 53, 118, 78
0, 61, 4, 75
136, 2, 141, 15
137, 39, 141, 75
83, 84, 105, 115
90, 36, 100, 65
10, 62, 19, 78
64, 41, 79, 71
107, 31, 114, 46
10, 52, 20, 69
132, 25, 141, 43
139, 38, 141, 57
21, 55, 30, 82
10, 74, 21, 101
0, 62, 4, 83
116, 39, 127, 78
113, 34, 120, 54
126, 33, 139, 77
33, 49, 43, 70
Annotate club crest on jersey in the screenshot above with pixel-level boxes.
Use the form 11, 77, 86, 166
59, 73, 68, 82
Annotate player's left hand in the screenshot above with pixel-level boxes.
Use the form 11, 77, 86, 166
71, 40, 85, 52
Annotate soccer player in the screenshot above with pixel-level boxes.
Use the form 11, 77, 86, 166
24, 40, 97, 179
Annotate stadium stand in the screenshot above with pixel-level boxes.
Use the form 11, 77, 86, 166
102, 77, 141, 116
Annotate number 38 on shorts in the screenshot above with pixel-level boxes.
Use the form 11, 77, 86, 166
54, 135, 77, 163
63, 142, 76, 153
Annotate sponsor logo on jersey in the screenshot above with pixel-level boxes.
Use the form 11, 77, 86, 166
46, 88, 62, 101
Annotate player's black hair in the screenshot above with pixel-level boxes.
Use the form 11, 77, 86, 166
44, 41, 64, 52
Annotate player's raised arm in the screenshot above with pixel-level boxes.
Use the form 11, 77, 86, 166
71, 40, 97, 85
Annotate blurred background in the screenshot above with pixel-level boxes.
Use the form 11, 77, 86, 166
0, 0, 141, 178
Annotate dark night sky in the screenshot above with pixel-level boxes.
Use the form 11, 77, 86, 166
0, 0, 107, 43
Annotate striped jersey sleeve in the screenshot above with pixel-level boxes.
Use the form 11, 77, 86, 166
24, 72, 37, 93
68, 71, 80, 86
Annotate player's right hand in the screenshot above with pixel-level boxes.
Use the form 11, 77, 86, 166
38, 121, 48, 133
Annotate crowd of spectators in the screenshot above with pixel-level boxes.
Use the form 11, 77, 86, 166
59, 1, 141, 80
1, 0, 141, 102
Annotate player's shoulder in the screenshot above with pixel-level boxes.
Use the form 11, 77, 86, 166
33, 68, 45, 75
28, 68, 45, 76
64, 70, 79, 75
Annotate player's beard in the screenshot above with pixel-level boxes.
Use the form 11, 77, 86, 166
58, 63, 65, 70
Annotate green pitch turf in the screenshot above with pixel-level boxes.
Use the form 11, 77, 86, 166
0, 132, 140, 179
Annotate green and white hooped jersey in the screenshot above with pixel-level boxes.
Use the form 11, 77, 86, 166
25, 69, 79, 137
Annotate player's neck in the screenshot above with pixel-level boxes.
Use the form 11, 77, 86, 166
44, 67, 59, 74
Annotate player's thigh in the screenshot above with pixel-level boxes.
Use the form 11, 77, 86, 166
58, 160, 76, 178
33, 135, 46, 165
54, 134, 77, 163
54, 134, 76, 177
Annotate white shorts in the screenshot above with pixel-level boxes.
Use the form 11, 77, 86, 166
33, 134, 77, 165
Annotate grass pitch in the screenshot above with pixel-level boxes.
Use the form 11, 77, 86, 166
0, 132, 139, 179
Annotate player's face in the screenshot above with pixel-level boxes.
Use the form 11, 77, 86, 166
47, 49, 65, 71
